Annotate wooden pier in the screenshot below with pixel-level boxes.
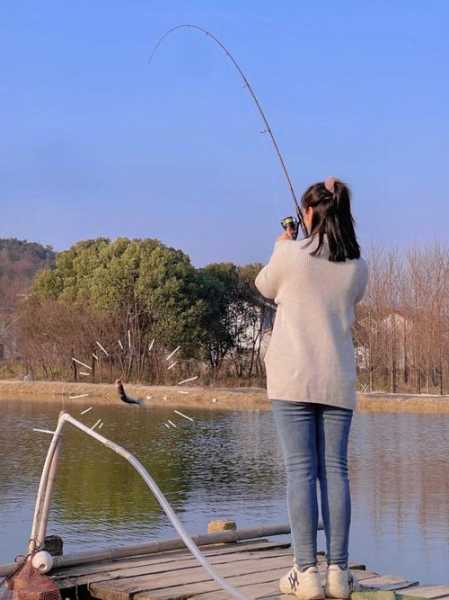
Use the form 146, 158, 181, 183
20, 529, 449, 600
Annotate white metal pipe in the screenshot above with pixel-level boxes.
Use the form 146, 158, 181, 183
28, 413, 65, 553
36, 438, 61, 548
0, 523, 297, 577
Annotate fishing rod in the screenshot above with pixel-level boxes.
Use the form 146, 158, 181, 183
149, 24, 306, 239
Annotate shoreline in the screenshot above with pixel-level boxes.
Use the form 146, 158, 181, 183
0, 380, 449, 412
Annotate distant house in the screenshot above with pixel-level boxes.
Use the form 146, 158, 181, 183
356, 308, 413, 372
234, 301, 275, 358
355, 344, 370, 370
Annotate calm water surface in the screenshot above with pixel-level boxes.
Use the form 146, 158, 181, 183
0, 399, 448, 584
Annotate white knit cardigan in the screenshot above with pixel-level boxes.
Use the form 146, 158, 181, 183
255, 235, 368, 410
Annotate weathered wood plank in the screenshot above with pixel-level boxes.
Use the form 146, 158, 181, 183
55, 538, 369, 594
133, 566, 292, 600
397, 586, 449, 599
90, 560, 375, 600
351, 593, 442, 600
252, 596, 294, 600
353, 593, 399, 600
188, 578, 290, 600
56, 547, 294, 589
135, 568, 378, 600
187, 569, 379, 600
189, 581, 289, 599
52, 541, 290, 578
354, 571, 384, 582
304, 567, 378, 579
89, 557, 297, 600
54, 540, 291, 581
357, 575, 419, 591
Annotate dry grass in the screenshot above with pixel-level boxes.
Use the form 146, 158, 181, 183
358, 391, 449, 413
0, 380, 448, 413
0, 380, 269, 411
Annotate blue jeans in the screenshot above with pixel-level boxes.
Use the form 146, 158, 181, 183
272, 400, 353, 571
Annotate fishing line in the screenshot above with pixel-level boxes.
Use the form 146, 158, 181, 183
148, 24, 306, 236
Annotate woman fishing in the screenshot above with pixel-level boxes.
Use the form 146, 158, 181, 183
255, 177, 368, 600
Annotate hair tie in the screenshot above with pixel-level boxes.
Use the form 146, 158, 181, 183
324, 176, 337, 194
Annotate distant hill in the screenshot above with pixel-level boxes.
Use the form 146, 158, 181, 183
0, 239, 55, 309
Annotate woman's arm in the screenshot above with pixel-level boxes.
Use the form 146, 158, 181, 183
255, 240, 288, 300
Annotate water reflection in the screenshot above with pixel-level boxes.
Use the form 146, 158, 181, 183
0, 400, 447, 584
349, 412, 449, 583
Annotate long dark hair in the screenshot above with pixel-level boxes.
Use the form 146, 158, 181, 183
301, 178, 360, 262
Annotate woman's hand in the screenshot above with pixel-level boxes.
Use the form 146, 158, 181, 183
277, 228, 294, 241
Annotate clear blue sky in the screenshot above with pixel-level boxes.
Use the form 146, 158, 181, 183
1, 1, 448, 266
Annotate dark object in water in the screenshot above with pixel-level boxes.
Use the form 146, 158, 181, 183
115, 380, 143, 406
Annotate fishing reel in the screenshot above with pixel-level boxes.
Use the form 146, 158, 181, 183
280, 216, 300, 240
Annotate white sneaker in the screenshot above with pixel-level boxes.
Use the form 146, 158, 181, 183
279, 564, 325, 599
325, 564, 360, 598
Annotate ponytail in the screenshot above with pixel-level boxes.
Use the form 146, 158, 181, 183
301, 178, 360, 262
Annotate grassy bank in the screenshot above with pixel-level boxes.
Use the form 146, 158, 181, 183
0, 380, 269, 411
357, 391, 449, 413
0, 380, 449, 412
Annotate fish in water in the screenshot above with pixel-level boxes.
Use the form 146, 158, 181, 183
116, 379, 144, 406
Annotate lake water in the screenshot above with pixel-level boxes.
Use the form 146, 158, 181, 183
0, 399, 448, 584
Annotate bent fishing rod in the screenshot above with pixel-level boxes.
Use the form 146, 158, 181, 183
149, 24, 306, 239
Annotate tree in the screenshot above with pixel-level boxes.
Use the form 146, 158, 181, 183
20, 238, 206, 382
195, 263, 240, 373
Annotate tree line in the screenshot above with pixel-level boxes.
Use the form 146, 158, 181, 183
16, 238, 270, 384
356, 245, 449, 394
4, 237, 449, 394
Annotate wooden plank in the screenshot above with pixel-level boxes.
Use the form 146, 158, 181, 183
57, 547, 294, 589
348, 593, 397, 600
189, 580, 288, 599
57, 546, 366, 587
398, 587, 449, 599
55, 539, 368, 592
351, 585, 449, 600
89, 556, 298, 600
188, 570, 380, 600
90, 560, 376, 600
52, 541, 290, 577
357, 575, 419, 591
352, 593, 448, 600
253, 596, 294, 600
133, 566, 292, 600
352, 570, 382, 581
54, 540, 291, 581
136, 568, 379, 600
189, 577, 290, 600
